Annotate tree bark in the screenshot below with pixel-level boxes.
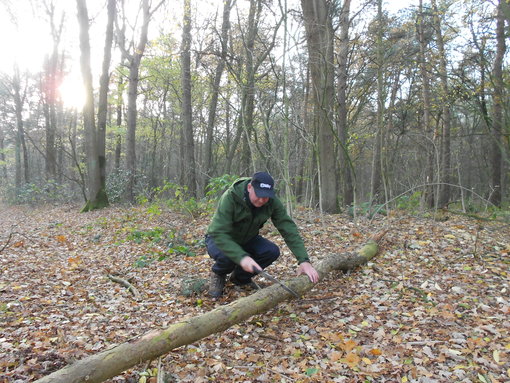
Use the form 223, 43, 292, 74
12, 66, 30, 189
204, 0, 232, 186
489, 0, 506, 207
431, 0, 452, 208
0, 128, 6, 180
370, 0, 384, 205
76, 0, 107, 212
417, 0, 435, 209
35, 234, 383, 383
337, 0, 354, 209
93, 0, 115, 209
81, 0, 115, 212
42, 2, 64, 181
121, 0, 151, 203
240, 0, 261, 174
180, 0, 197, 197
301, 0, 338, 213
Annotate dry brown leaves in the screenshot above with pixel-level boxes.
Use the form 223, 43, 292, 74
0, 203, 509, 383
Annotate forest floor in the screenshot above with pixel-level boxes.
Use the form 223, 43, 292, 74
0, 202, 509, 383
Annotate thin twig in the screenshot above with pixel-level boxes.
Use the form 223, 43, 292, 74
107, 274, 142, 300
0, 232, 14, 253
156, 357, 164, 383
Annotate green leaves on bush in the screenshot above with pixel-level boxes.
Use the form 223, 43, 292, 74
205, 174, 238, 198
127, 227, 198, 267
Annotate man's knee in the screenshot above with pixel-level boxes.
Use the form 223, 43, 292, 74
268, 242, 280, 260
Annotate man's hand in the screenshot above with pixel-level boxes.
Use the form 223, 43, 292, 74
240, 256, 262, 274
297, 262, 319, 283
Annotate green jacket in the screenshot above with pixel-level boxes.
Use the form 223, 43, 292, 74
207, 178, 310, 265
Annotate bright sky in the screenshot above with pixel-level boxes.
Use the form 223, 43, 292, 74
0, 0, 419, 109
1, 4, 50, 74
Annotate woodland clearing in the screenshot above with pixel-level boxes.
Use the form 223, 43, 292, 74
0, 203, 509, 383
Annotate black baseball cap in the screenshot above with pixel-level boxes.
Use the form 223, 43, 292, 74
251, 171, 275, 198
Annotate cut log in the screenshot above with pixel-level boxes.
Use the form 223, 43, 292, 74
35, 233, 384, 383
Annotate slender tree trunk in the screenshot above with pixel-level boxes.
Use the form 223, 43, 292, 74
385, 69, 401, 202
76, 0, 102, 211
239, 0, 261, 175
337, 0, 353, 209
204, 0, 232, 185
280, 0, 294, 214
432, 0, 452, 208
418, 0, 435, 208
123, 0, 152, 203
489, 0, 506, 207
12, 67, 29, 187
43, 5, 64, 181
114, 73, 124, 171
180, 0, 197, 196
0, 129, 6, 180
370, 0, 384, 205
88, 0, 116, 210
301, 0, 338, 213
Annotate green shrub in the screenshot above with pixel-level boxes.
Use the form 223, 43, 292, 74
106, 169, 150, 203
396, 191, 421, 211
205, 174, 238, 198
155, 181, 211, 218
14, 179, 74, 204
348, 201, 386, 218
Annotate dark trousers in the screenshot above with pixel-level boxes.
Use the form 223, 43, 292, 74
206, 235, 280, 284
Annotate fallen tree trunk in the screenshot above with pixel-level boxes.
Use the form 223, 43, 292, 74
36, 232, 384, 383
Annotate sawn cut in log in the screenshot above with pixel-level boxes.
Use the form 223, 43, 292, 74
35, 233, 384, 383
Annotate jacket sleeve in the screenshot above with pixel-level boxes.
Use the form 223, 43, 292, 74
270, 198, 310, 264
207, 191, 248, 264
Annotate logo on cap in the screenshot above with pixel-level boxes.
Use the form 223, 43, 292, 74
260, 183, 271, 189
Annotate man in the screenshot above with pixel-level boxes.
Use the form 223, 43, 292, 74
206, 171, 319, 298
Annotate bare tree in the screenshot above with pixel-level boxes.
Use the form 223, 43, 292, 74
12, 66, 30, 190
369, 0, 384, 205
489, 0, 506, 207
204, 0, 233, 187
76, 0, 115, 211
42, 0, 64, 181
301, 0, 338, 213
180, 0, 197, 197
417, 0, 435, 208
337, 0, 354, 208
118, 0, 165, 202
432, 0, 452, 208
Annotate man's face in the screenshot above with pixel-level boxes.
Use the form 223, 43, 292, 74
247, 183, 270, 207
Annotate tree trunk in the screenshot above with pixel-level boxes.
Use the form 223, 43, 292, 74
204, 0, 232, 186
123, 0, 151, 203
432, 0, 452, 208
114, 72, 124, 171
337, 0, 354, 209
81, 0, 115, 212
239, 0, 261, 175
43, 4, 64, 181
35, 234, 383, 383
489, 0, 506, 207
301, 0, 337, 213
417, 0, 435, 209
12, 66, 30, 187
370, 0, 384, 205
180, 0, 197, 197
0, 129, 6, 180
76, 0, 107, 212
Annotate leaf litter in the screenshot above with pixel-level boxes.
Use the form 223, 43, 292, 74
0, 204, 509, 382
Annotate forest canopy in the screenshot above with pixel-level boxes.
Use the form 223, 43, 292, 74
0, 0, 508, 214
